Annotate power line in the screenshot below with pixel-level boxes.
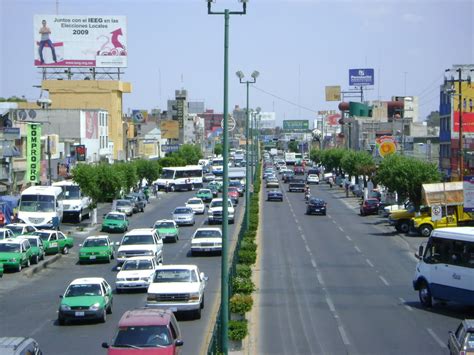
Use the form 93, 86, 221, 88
416, 73, 444, 98
252, 85, 319, 114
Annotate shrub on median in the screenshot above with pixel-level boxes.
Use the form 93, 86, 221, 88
240, 238, 257, 252
238, 249, 257, 265
232, 276, 255, 294
236, 264, 252, 278
229, 320, 248, 341
230, 294, 253, 315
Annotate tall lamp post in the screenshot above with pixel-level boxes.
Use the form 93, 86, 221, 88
236, 70, 259, 230
252, 108, 261, 179
206, 1, 248, 353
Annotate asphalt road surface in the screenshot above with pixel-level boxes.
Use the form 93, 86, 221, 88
259, 180, 471, 354
0, 190, 242, 355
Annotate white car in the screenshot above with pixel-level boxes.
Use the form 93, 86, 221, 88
207, 198, 235, 225
146, 264, 208, 319
191, 228, 222, 255
185, 198, 206, 215
116, 256, 159, 292
116, 229, 163, 265
0, 228, 15, 240
307, 174, 320, 184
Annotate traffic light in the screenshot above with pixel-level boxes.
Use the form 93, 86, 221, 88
76, 145, 86, 162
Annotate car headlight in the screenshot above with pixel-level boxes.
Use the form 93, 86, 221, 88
71, 205, 81, 210
189, 292, 200, 301
147, 294, 157, 301
60, 304, 71, 311
47, 219, 53, 224
118, 251, 126, 257
89, 303, 101, 311
144, 250, 154, 256
140, 277, 151, 281
8, 258, 17, 262
79, 252, 87, 256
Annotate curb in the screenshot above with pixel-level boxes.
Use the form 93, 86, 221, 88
24, 254, 62, 278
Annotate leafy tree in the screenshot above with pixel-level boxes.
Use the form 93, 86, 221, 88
114, 162, 138, 194
96, 164, 124, 202
0, 96, 27, 102
321, 148, 346, 173
309, 149, 322, 165
174, 144, 203, 165
355, 151, 376, 187
288, 141, 299, 153
340, 150, 358, 178
134, 159, 160, 186
71, 164, 100, 208
158, 156, 186, 168
214, 143, 223, 156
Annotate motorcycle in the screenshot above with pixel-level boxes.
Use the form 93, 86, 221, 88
305, 191, 311, 201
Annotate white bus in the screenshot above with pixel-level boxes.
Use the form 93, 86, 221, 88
18, 186, 64, 229
153, 165, 203, 192
413, 227, 474, 307
52, 180, 92, 223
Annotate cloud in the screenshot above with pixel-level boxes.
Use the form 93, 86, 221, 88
402, 13, 424, 24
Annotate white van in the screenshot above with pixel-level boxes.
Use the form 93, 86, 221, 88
18, 186, 64, 230
413, 227, 474, 307
52, 181, 91, 223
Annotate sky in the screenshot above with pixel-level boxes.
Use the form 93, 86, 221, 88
0, 0, 473, 125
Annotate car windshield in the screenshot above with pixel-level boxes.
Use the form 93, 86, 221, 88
153, 269, 197, 283
32, 232, 52, 241
366, 200, 378, 205
19, 194, 55, 213
155, 222, 175, 229
194, 230, 221, 239
210, 200, 231, 208
121, 235, 154, 245
116, 200, 132, 207
83, 239, 108, 247
160, 170, 174, 179
64, 186, 81, 200
5, 226, 23, 234
27, 238, 38, 247
229, 181, 240, 186
174, 208, 191, 214
106, 214, 125, 221
187, 200, 201, 205
228, 188, 239, 192
123, 259, 153, 270
0, 243, 20, 252
65, 284, 102, 297
113, 325, 172, 347
198, 190, 211, 194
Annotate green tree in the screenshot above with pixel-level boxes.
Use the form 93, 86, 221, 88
288, 141, 299, 153
321, 148, 346, 173
96, 164, 124, 202
134, 159, 160, 186
175, 144, 203, 165
0, 96, 27, 102
354, 151, 376, 187
158, 156, 186, 168
340, 150, 358, 178
309, 148, 322, 165
114, 162, 138, 194
214, 143, 223, 156
71, 164, 100, 208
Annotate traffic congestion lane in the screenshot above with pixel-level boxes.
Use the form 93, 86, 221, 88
0, 189, 243, 355
284, 183, 462, 354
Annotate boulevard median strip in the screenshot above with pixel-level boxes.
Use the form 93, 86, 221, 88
24, 254, 62, 277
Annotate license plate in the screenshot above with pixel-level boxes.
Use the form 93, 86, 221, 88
204, 248, 211, 252
51, 242, 58, 247
75, 311, 84, 317
89, 256, 96, 260
315, 209, 320, 212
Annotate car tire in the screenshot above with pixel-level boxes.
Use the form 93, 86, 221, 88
418, 281, 433, 308
58, 316, 66, 326
62, 246, 69, 255
32, 255, 39, 265
201, 295, 205, 309
26, 258, 30, 268
111, 252, 115, 260
116, 288, 122, 294
99, 309, 107, 323
399, 221, 410, 234
420, 225, 433, 238
40, 253, 45, 261
16, 263, 22, 272
174, 236, 178, 243
77, 211, 82, 223
106, 254, 111, 263
194, 307, 202, 320
106, 303, 112, 314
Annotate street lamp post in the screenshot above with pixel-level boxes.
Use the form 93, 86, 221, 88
207, 1, 247, 353
236, 70, 259, 230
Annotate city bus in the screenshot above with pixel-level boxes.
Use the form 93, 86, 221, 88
17, 185, 64, 229
153, 165, 203, 192
413, 227, 474, 307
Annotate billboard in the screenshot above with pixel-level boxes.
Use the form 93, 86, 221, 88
375, 136, 397, 158
259, 112, 276, 129
26, 124, 42, 183
34, 15, 127, 67
325, 86, 341, 101
349, 68, 374, 86
283, 120, 309, 131
85, 112, 98, 139
132, 110, 148, 124
160, 120, 180, 139
452, 82, 474, 135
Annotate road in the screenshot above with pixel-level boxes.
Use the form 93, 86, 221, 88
0, 190, 242, 355
259, 180, 472, 354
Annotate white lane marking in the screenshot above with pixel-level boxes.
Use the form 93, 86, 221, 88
305, 245, 310, 253
366, 259, 374, 268
326, 296, 336, 312
345, 235, 352, 241
379, 275, 390, 286
332, 220, 337, 224
338, 226, 344, 232
298, 225, 302, 232
311, 259, 317, 268
338, 326, 351, 346
354, 246, 362, 253
317, 272, 325, 286
327, 214, 332, 218
301, 234, 306, 241
427, 328, 447, 348
399, 297, 413, 312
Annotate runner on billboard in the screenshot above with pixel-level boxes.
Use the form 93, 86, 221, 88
38, 19, 57, 64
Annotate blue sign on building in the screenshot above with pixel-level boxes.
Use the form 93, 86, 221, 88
349, 68, 375, 86
162, 144, 180, 153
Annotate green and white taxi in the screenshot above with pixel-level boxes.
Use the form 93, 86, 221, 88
153, 219, 179, 243
18, 235, 45, 264
195, 189, 213, 203
79, 236, 115, 264
58, 277, 113, 325
0, 228, 15, 240
0, 262, 3, 277
4, 223, 38, 237
101, 212, 129, 233
0, 238, 34, 272
32, 230, 74, 255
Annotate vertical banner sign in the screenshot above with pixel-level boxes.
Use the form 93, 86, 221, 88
27, 124, 42, 183
463, 175, 474, 212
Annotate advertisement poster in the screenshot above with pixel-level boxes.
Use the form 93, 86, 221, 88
452, 82, 474, 134
463, 175, 474, 212
26, 124, 42, 183
160, 120, 179, 139
376, 136, 397, 158
349, 68, 374, 86
325, 86, 341, 101
85, 112, 98, 139
34, 15, 127, 67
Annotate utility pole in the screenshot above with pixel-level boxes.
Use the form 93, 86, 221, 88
47, 136, 52, 185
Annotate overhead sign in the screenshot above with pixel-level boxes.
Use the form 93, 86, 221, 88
176, 99, 185, 129
131, 110, 148, 124
452, 82, 474, 135
349, 68, 374, 86
26, 124, 42, 183
220, 116, 236, 131
0, 127, 20, 140
463, 175, 474, 212
325, 86, 341, 101
34, 15, 127, 67
431, 205, 442, 221
283, 120, 309, 131
162, 144, 180, 153
160, 120, 180, 139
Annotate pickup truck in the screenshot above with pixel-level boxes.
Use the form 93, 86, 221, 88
207, 198, 235, 225
116, 228, 163, 265
412, 205, 474, 237
288, 180, 306, 192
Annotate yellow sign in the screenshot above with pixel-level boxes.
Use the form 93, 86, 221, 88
376, 136, 397, 157
160, 120, 179, 139
325, 86, 341, 101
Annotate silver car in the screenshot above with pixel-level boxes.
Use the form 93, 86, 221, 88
114, 199, 134, 216
172, 207, 195, 226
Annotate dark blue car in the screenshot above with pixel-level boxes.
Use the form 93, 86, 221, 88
306, 198, 327, 215
267, 190, 283, 202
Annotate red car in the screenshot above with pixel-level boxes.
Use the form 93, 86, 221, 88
360, 198, 380, 216
102, 308, 183, 354
294, 166, 305, 175
227, 187, 240, 205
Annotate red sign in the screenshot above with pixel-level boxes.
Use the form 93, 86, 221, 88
453, 111, 474, 133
